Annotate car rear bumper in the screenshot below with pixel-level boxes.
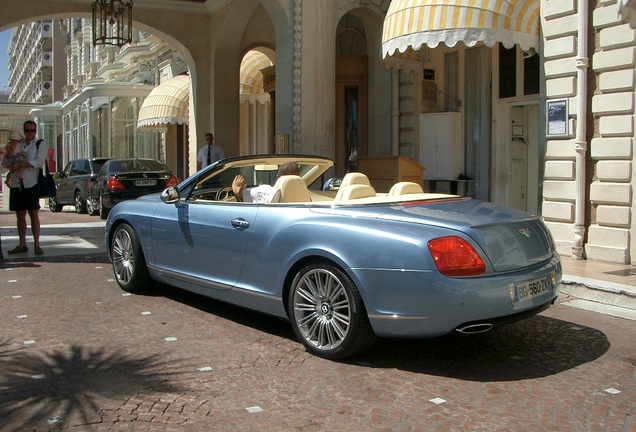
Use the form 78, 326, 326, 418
355, 256, 562, 338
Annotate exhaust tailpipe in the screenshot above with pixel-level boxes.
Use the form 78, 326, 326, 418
455, 323, 493, 334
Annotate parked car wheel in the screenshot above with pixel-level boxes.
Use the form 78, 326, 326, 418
111, 223, 151, 293
74, 191, 87, 214
289, 261, 376, 359
48, 196, 63, 213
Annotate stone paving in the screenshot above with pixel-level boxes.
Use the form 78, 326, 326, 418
0, 209, 634, 431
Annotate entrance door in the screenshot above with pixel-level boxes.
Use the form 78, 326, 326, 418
509, 105, 539, 212
336, 56, 367, 177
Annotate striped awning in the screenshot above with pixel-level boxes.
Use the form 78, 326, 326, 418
137, 75, 189, 128
382, 0, 540, 59
240, 50, 273, 95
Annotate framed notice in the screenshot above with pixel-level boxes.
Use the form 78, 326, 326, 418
546, 99, 568, 137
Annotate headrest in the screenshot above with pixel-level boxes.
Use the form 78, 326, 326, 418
388, 182, 424, 196
340, 172, 370, 188
273, 175, 310, 203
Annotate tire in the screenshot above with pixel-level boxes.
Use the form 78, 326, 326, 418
99, 194, 109, 220
289, 261, 376, 360
110, 223, 151, 293
74, 191, 87, 214
48, 196, 63, 212
86, 195, 98, 216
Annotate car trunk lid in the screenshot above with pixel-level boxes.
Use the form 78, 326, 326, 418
313, 197, 555, 273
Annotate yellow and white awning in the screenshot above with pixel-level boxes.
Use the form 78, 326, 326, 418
382, 0, 540, 59
240, 50, 273, 95
137, 75, 189, 128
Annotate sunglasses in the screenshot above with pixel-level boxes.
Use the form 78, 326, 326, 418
24, 129, 36, 133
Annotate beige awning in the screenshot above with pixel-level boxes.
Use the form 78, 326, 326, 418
137, 75, 189, 128
382, 0, 540, 59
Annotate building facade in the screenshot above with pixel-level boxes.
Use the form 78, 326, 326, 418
0, 0, 634, 265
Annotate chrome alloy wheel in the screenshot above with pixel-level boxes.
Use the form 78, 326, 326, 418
112, 227, 135, 285
292, 268, 352, 351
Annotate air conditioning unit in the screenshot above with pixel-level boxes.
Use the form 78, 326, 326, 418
42, 81, 52, 93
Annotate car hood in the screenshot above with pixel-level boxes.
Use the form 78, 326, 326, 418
313, 198, 555, 273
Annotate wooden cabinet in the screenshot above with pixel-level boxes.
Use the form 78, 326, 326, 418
357, 156, 424, 193
419, 112, 464, 180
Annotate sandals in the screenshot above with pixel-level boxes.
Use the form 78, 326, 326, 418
6, 246, 44, 255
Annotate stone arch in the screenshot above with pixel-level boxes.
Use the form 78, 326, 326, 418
213, 0, 290, 156
0, 4, 202, 171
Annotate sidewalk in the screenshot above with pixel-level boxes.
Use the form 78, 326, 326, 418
559, 256, 636, 320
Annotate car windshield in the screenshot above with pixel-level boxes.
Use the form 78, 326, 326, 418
192, 161, 327, 193
109, 159, 167, 173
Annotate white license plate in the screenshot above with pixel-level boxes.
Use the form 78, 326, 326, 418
510, 275, 553, 305
135, 179, 157, 186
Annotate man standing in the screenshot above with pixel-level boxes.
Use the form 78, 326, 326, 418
196, 132, 225, 170
7, 120, 48, 255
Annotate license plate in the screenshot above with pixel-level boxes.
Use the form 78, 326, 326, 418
135, 179, 157, 186
510, 274, 553, 305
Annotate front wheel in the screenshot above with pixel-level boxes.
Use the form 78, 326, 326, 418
74, 191, 87, 214
111, 223, 151, 293
289, 262, 376, 360
86, 195, 99, 216
48, 196, 63, 212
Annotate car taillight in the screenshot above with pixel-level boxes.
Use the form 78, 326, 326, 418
107, 176, 126, 191
166, 175, 179, 187
428, 236, 486, 277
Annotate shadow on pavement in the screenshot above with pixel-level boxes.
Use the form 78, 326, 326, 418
125, 283, 610, 382
0, 342, 188, 432
358, 315, 610, 381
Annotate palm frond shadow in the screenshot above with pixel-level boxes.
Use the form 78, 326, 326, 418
0, 343, 187, 431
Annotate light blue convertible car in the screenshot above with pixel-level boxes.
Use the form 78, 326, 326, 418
105, 155, 561, 359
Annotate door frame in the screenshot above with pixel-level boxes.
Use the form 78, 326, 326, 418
335, 55, 368, 177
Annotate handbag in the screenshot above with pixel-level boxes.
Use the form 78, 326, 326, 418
36, 139, 56, 198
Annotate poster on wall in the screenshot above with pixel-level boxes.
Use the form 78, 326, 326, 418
546, 99, 568, 137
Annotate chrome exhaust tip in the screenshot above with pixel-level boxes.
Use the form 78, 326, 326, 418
455, 323, 494, 334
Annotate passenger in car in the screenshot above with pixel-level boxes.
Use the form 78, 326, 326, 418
232, 162, 300, 203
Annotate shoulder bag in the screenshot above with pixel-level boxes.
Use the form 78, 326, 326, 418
36, 139, 56, 198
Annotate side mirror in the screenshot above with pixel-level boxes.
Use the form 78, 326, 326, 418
161, 186, 180, 204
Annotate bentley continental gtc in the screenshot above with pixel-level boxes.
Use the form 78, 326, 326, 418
105, 155, 561, 359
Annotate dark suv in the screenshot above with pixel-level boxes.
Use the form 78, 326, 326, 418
49, 158, 111, 213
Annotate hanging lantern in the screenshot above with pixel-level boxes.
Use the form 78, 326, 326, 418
92, 0, 133, 47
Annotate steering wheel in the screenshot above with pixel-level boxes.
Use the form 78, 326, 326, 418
215, 186, 236, 202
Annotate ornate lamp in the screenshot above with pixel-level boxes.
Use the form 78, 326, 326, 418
92, 0, 133, 47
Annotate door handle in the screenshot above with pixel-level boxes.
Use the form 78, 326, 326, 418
231, 218, 250, 230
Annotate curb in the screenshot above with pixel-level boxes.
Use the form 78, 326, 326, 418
560, 274, 636, 311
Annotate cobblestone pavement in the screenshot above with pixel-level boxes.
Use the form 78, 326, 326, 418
0, 209, 634, 431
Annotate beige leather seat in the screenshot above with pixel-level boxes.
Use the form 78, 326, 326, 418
335, 184, 376, 201
388, 182, 424, 196
335, 172, 372, 201
272, 175, 310, 203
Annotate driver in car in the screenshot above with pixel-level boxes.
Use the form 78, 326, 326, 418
232, 162, 300, 203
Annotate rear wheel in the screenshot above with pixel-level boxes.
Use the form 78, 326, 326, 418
99, 194, 109, 220
48, 196, 63, 212
74, 191, 87, 214
111, 223, 151, 293
289, 261, 376, 359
